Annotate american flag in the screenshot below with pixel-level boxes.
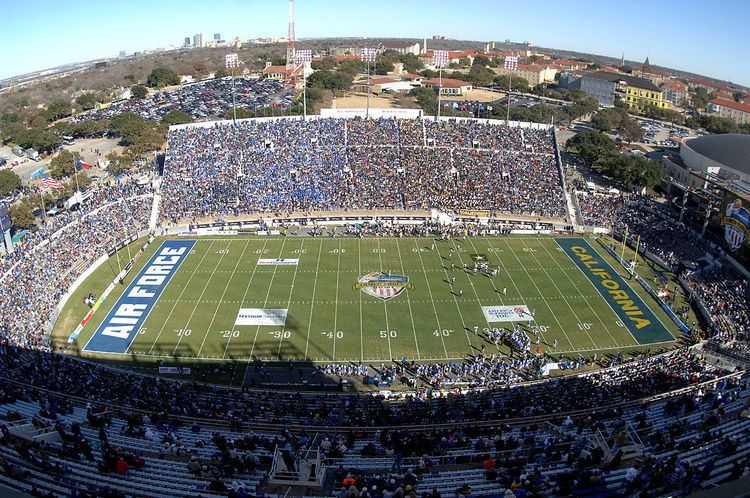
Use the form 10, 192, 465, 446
42, 178, 64, 190
504, 56, 518, 71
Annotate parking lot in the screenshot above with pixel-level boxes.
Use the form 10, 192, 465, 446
635, 118, 693, 147
70, 77, 294, 123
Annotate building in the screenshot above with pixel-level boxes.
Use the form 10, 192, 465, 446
560, 73, 617, 106
183, 37, 191, 47
432, 35, 445, 40
552, 59, 587, 71
214, 33, 221, 41
118, 50, 127, 59
382, 42, 421, 56
661, 79, 689, 106
632, 57, 668, 85
495, 63, 558, 85
664, 134, 750, 185
708, 99, 750, 125
352, 77, 415, 94
422, 78, 473, 96
262, 63, 303, 83
562, 71, 669, 110
193, 33, 203, 48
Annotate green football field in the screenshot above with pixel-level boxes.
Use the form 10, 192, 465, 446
56, 235, 683, 364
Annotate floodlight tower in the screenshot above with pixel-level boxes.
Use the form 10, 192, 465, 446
225, 53, 239, 126
286, 0, 298, 88
360, 48, 378, 119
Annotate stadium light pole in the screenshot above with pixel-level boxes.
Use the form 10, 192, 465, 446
225, 53, 240, 126
296, 49, 312, 120
360, 48, 377, 119
433, 50, 449, 122
504, 55, 518, 124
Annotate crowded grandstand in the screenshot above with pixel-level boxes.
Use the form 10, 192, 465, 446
0, 109, 746, 498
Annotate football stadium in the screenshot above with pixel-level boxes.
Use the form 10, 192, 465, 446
1, 2, 750, 497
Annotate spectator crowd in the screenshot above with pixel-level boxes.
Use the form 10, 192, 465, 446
160, 117, 566, 223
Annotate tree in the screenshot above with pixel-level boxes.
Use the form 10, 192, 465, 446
565, 130, 617, 167
593, 153, 664, 189
9, 202, 36, 229
75, 92, 97, 111
312, 57, 336, 71
131, 84, 147, 99
493, 75, 530, 93
146, 67, 180, 87
411, 87, 438, 115
338, 59, 365, 77
704, 116, 740, 134
43, 100, 72, 121
0, 170, 21, 197
399, 53, 423, 73
467, 65, 495, 87
375, 59, 394, 75
734, 91, 746, 103
692, 87, 710, 109
214, 67, 228, 79
592, 108, 624, 132
50, 150, 77, 179
161, 110, 193, 126
618, 116, 645, 143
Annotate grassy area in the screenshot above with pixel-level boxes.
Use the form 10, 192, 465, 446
53, 235, 686, 372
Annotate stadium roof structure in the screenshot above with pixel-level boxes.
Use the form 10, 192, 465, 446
685, 134, 750, 175
583, 71, 661, 92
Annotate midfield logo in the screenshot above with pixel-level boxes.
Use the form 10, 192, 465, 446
354, 272, 414, 301
722, 199, 750, 252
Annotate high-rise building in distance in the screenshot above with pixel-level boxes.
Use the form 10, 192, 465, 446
193, 33, 203, 48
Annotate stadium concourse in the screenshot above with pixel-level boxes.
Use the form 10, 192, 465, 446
0, 115, 749, 497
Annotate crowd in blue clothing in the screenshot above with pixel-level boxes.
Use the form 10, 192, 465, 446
160, 117, 566, 223
0, 180, 154, 349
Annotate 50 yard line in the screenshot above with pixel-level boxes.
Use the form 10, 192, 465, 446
376, 238, 393, 361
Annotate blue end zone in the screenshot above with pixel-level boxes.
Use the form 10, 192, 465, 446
556, 238, 674, 345
82, 240, 195, 354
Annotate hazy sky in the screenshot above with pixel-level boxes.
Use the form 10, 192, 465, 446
3, 0, 749, 86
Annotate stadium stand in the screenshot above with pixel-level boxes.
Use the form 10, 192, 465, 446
0, 116, 749, 496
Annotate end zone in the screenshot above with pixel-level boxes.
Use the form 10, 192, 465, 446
82, 240, 195, 354
556, 238, 674, 344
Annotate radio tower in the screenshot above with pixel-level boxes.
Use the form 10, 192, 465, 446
286, 0, 298, 87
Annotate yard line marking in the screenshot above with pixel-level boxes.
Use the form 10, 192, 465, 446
395, 237, 421, 360
489, 237, 573, 349
249, 237, 287, 359
358, 238, 364, 363
448, 237, 488, 343
413, 239, 450, 359
304, 239, 324, 359
376, 238, 393, 361
432, 240, 472, 349
518, 238, 597, 347
330, 239, 342, 361
147, 241, 215, 354
197, 240, 250, 357
535, 239, 627, 347
171, 241, 232, 356
500, 237, 575, 348
277, 239, 305, 359
223, 240, 268, 359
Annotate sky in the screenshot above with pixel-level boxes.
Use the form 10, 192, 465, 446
2, 0, 750, 86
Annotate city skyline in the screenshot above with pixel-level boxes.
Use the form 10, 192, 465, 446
2, 0, 749, 86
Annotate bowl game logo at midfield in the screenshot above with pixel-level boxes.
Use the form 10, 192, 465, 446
722, 199, 750, 251
354, 272, 414, 301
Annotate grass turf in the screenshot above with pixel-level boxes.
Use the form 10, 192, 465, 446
54, 235, 683, 366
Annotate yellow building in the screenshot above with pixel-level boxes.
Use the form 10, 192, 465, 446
585, 71, 671, 111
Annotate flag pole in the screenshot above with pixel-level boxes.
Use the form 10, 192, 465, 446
620, 225, 629, 263
39, 190, 47, 224
632, 235, 641, 275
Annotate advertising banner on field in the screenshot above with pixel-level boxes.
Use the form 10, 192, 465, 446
482, 305, 532, 322
257, 258, 299, 266
235, 308, 288, 326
